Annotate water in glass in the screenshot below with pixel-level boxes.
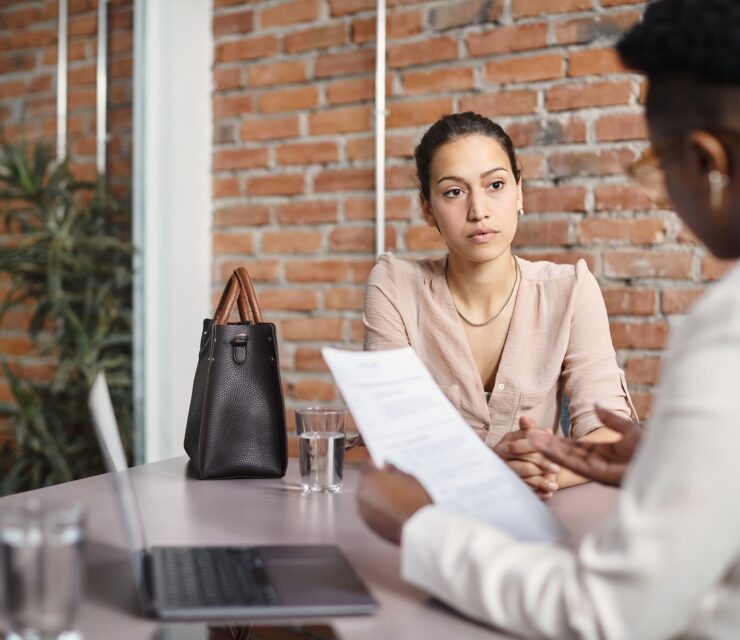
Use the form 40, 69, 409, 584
298, 431, 345, 493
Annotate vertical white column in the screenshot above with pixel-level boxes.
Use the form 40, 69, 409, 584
56, 0, 68, 162
374, 0, 387, 258
132, 0, 213, 463
96, 0, 108, 175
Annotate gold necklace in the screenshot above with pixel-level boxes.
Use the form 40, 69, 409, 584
446, 259, 520, 328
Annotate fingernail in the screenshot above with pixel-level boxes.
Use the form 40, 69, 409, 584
549, 463, 560, 473
548, 482, 559, 491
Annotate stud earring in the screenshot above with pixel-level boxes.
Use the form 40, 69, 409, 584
708, 170, 729, 212
517, 207, 524, 218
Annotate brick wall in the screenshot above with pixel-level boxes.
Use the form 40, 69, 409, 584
211, 0, 738, 435
0, 0, 134, 434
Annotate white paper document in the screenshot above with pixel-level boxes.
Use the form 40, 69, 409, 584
322, 346, 566, 543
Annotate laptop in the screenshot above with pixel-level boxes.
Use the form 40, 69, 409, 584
88, 373, 378, 620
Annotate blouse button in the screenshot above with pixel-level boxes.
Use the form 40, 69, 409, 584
498, 383, 505, 390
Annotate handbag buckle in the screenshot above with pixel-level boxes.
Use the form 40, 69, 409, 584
231, 333, 249, 364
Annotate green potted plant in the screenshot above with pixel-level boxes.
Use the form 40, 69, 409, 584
0, 142, 133, 495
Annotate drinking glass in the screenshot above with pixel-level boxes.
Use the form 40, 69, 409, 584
295, 408, 359, 494
0, 500, 85, 640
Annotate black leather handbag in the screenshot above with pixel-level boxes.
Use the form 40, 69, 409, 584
184, 266, 288, 479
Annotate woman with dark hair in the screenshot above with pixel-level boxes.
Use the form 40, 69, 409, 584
357, 0, 740, 637
364, 112, 636, 499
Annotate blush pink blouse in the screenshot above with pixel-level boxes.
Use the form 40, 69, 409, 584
363, 253, 637, 448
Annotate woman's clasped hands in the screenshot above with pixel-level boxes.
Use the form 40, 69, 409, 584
493, 417, 560, 500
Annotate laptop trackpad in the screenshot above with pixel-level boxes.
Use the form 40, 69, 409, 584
260, 546, 371, 605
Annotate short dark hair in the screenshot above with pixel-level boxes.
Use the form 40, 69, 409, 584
617, 0, 740, 85
414, 112, 521, 202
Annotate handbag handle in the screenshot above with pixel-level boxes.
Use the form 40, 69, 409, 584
213, 267, 263, 326
213, 274, 250, 326
233, 266, 263, 324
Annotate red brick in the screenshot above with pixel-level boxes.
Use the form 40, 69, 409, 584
513, 219, 571, 247
344, 196, 414, 220
602, 0, 643, 5
276, 201, 339, 224
295, 347, 330, 371
555, 13, 641, 45
522, 186, 586, 213
276, 142, 339, 166
314, 168, 374, 192
329, 0, 374, 16
213, 232, 254, 255
110, 58, 133, 80
486, 54, 564, 84
609, 321, 669, 349
325, 288, 364, 310
625, 357, 662, 386
351, 260, 375, 283
402, 67, 475, 96
430, 0, 503, 30
309, 105, 373, 135
216, 36, 279, 63
284, 24, 347, 54
261, 0, 319, 27
213, 93, 254, 119
547, 81, 632, 111
330, 227, 396, 252
569, 48, 628, 76
387, 98, 453, 128
68, 13, 97, 37
579, 218, 665, 244
0, 79, 29, 100
603, 287, 656, 316
220, 260, 280, 282
69, 88, 97, 110
353, 11, 423, 43
388, 37, 458, 68
7, 29, 56, 50
385, 165, 416, 190
4, 6, 43, 29
459, 90, 538, 117
549, 149, 636, 178
519, 153, 546, 180
467, 23, 548, 57
286, 260, 351, 282
248, 174, 304, 196
282, 318, 344, 341
0, 52, 36, 75
630, 392, 653, 422
406, 226, 446, 251
214, 205, 271, 227
214, 68, 243, 91
248, 61, 307, 87
213, 10, 253, 36
595, 113, 648, 142
315, 49, 375, 78
595, 184, 654, 211
262, 231, 322, 254
0, 335, 33, 356
213, 148, 270, 171
662, 288, 704, 315
288, 379, 338, 402
507, 119, 587, 146
259, 86, 319, 113
326, 77, 376, 105
258, 289, 318, 312
213, 176, 241, 199
241, 116, 300, 141
513, 0, 592, 17
603, 251, 694, 279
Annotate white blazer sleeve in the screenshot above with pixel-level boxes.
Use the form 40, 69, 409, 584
401, 267, 740, 640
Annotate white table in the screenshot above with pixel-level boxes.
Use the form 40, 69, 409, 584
0, 457, 619, 639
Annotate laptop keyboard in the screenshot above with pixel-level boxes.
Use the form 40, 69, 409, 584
159, 547, 280, 609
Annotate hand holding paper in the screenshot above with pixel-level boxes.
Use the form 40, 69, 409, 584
321, 347, 565, 543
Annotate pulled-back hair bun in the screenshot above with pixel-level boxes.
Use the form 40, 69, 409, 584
617, 0, 740, 84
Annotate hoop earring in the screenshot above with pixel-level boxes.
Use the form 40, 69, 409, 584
709, 170, 729, 212
517, 207, 524, 218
